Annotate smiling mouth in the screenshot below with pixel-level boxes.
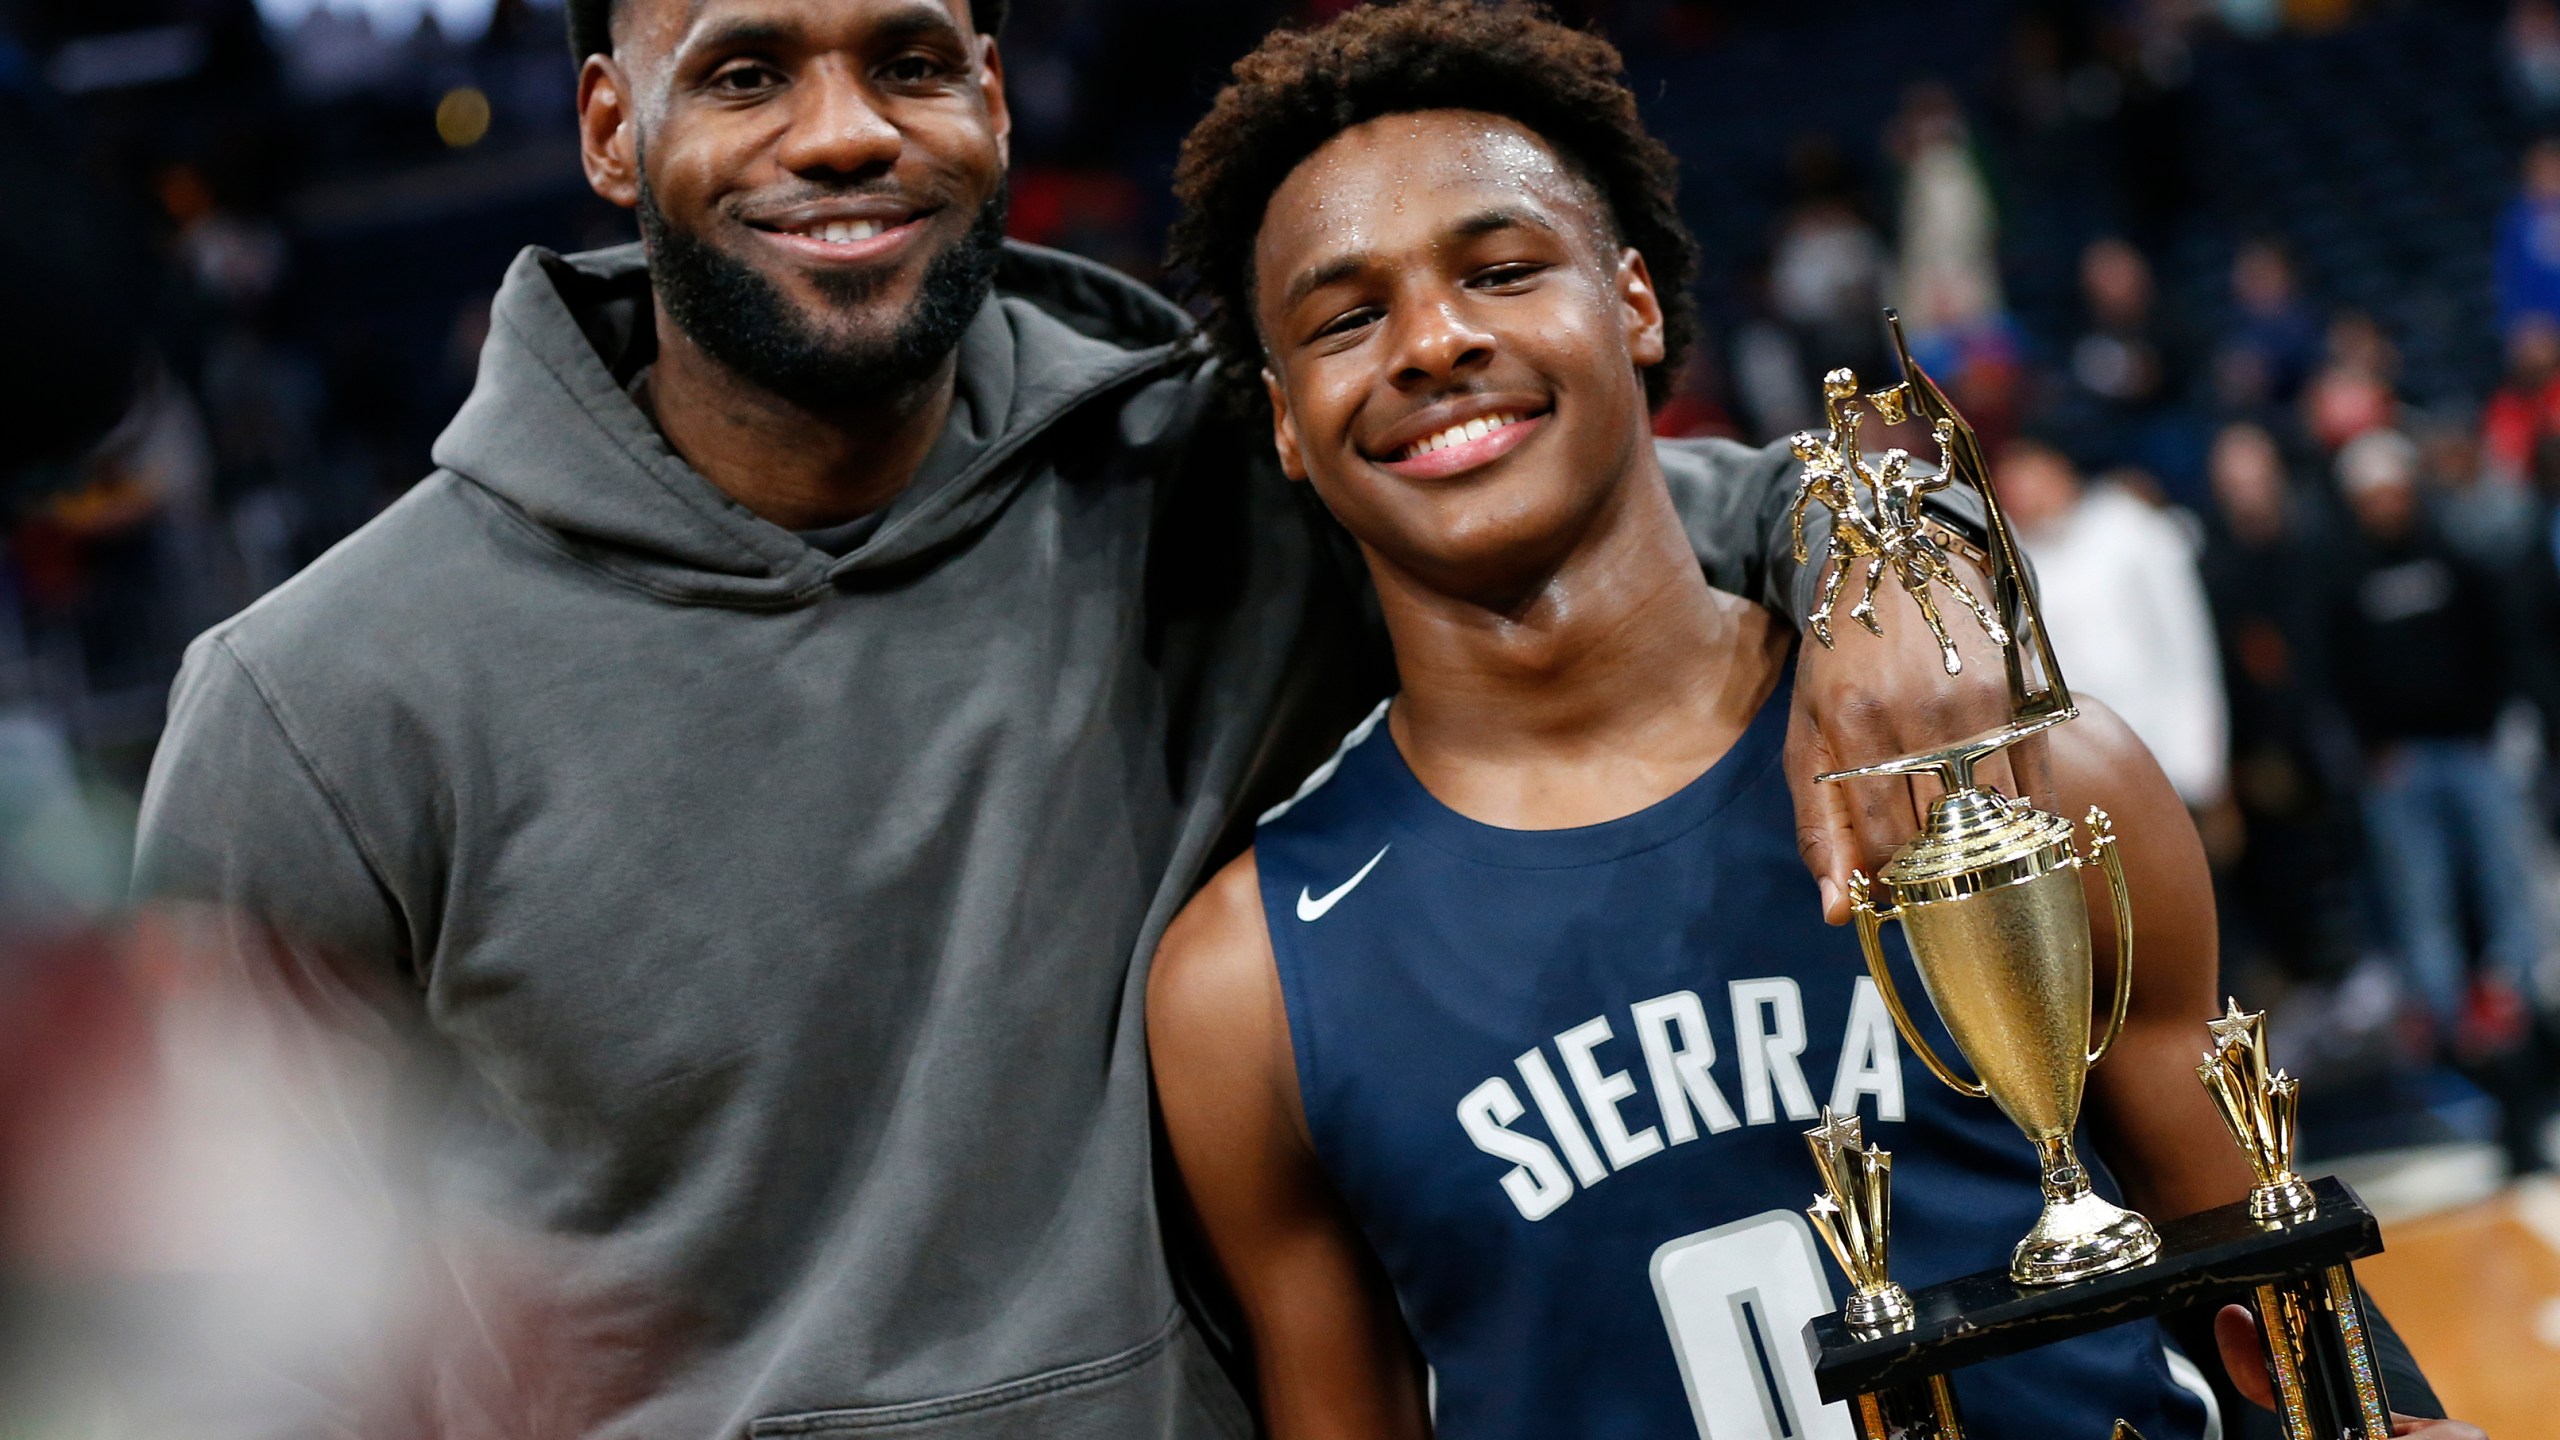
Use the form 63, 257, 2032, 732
745, 206, 938, 258
1389, 409, 1538, 463
799, 218, 892, 243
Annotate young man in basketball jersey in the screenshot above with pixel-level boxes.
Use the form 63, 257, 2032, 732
1148, 6, 2474, 1439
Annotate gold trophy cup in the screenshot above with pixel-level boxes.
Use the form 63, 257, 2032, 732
1792, 313, 2159, 1286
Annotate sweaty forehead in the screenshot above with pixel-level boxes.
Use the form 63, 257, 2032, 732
1254, 110, 1608, 296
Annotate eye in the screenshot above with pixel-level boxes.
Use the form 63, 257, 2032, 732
880, 52, 957, 86
1469, 262, 1547, 289
710, 61, 782, 95
1314, 307, 1380, 341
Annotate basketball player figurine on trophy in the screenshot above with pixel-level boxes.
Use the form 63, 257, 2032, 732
1789, 313, 2398, 1440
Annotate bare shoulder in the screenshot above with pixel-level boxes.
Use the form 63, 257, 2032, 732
1152, 849, 1277, 1021
1149, 848, 1294, 1101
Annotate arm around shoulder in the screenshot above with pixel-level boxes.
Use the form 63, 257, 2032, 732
1149, 850, 1431, 1440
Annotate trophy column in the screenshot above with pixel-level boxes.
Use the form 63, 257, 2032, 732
1801, 1106, 1969, 1440
2200, 1000, 2395, 1440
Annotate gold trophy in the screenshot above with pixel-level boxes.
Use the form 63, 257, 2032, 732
2195, 999, 2395, 1440
1803, 1106, 1914, 1334
1790, 316, 2157, 1288
1787, 316, 2399, 1440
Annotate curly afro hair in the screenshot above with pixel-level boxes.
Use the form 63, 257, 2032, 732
1168, 0, 1698, 413
566, 0, 1009, 61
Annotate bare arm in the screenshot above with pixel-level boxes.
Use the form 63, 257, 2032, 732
1149, 852, 1433, 1440
2048, 697, 2255, 1220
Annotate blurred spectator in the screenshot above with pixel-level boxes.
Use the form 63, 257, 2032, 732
2198, 422, 2363, 983
2062, 237, 2204, 500
1889, 81, 2027, 450
1995, 437, 2229, 807
2213, 238, 2323, 414
1770, 200, 1888, 368
2496, 136, 2560, 334
1769, 138, 1891, 385
1729, 305, 1819, 439
2507, 0, 2560, 114
2327, 429, 2545, 1054
1890, 82, 2003, 341
2480, 311, 2560, 485
2419, 406, 2536, 576
2301, 310, 2401, 453
2519, 432, 2560, 831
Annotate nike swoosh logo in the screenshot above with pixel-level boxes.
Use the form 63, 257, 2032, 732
1297, 844, 1390, 922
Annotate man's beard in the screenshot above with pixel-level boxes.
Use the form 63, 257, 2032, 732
638, 178, 1008, 414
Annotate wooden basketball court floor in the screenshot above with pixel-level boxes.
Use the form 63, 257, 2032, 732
2356, 1173, 2560, 1431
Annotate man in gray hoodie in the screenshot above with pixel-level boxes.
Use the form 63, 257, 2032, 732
132, 1, 2006, 1435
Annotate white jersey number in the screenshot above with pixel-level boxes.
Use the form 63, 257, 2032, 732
1650, 1210, 1856, 1440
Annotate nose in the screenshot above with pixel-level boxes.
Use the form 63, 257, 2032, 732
774, 64, 901, 179
1387, 292, 1496, 389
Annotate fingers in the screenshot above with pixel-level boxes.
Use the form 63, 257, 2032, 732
2213, 1303, 2276, 1411
1785, 544, 2030, 898
2390, 1420, 2488, 1439
1785, 685, 1856, 924
1844, 772, 1922, 881
1968, 726, 2055, 813
2004, 724, 2060, 811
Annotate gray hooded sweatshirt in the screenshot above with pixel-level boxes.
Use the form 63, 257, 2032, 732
133, 242, 1808, 1439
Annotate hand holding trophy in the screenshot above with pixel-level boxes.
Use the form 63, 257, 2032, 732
1789, 314, 2400, 1440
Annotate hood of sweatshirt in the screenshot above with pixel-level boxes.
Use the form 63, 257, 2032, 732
430, 240, 1196, 607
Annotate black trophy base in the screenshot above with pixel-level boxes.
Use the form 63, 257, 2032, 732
1807, 1176, 2394, 1440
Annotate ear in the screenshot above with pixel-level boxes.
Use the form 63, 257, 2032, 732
1615, 246, 1666, 370
578, 55, 641, 210
1264, 367, 1308, 483
978, 35, 1012, 170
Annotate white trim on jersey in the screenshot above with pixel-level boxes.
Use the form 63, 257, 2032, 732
1257, 697, 1394, 826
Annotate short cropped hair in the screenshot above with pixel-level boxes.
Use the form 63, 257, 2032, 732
566, 0, 1010, 62
1167, 0, 1699, 411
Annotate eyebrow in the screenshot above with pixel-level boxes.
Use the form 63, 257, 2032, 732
1451, 205, 1550, 240
871, 6, 969, 47
684, 16, 801, 56
678, 2, 963, 60
1281, 253, 1370, 312
1277, 204, 1559, 312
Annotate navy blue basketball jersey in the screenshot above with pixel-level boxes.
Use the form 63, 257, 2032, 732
1253, 674, 2212, 1440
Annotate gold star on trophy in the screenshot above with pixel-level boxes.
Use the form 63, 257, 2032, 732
2195, 998, 2316, 1221
1803, 1106, 1914, 1334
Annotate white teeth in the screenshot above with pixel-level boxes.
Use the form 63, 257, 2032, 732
812, 219, 887, 243
1396, 411, 1526, 461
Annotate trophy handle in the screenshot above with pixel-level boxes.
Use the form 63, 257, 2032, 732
1848, 871, 1989, 1099
2082, 807, 2135, 1068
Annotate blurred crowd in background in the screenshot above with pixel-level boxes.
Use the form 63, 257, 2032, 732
6, 0, 2560, 1406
